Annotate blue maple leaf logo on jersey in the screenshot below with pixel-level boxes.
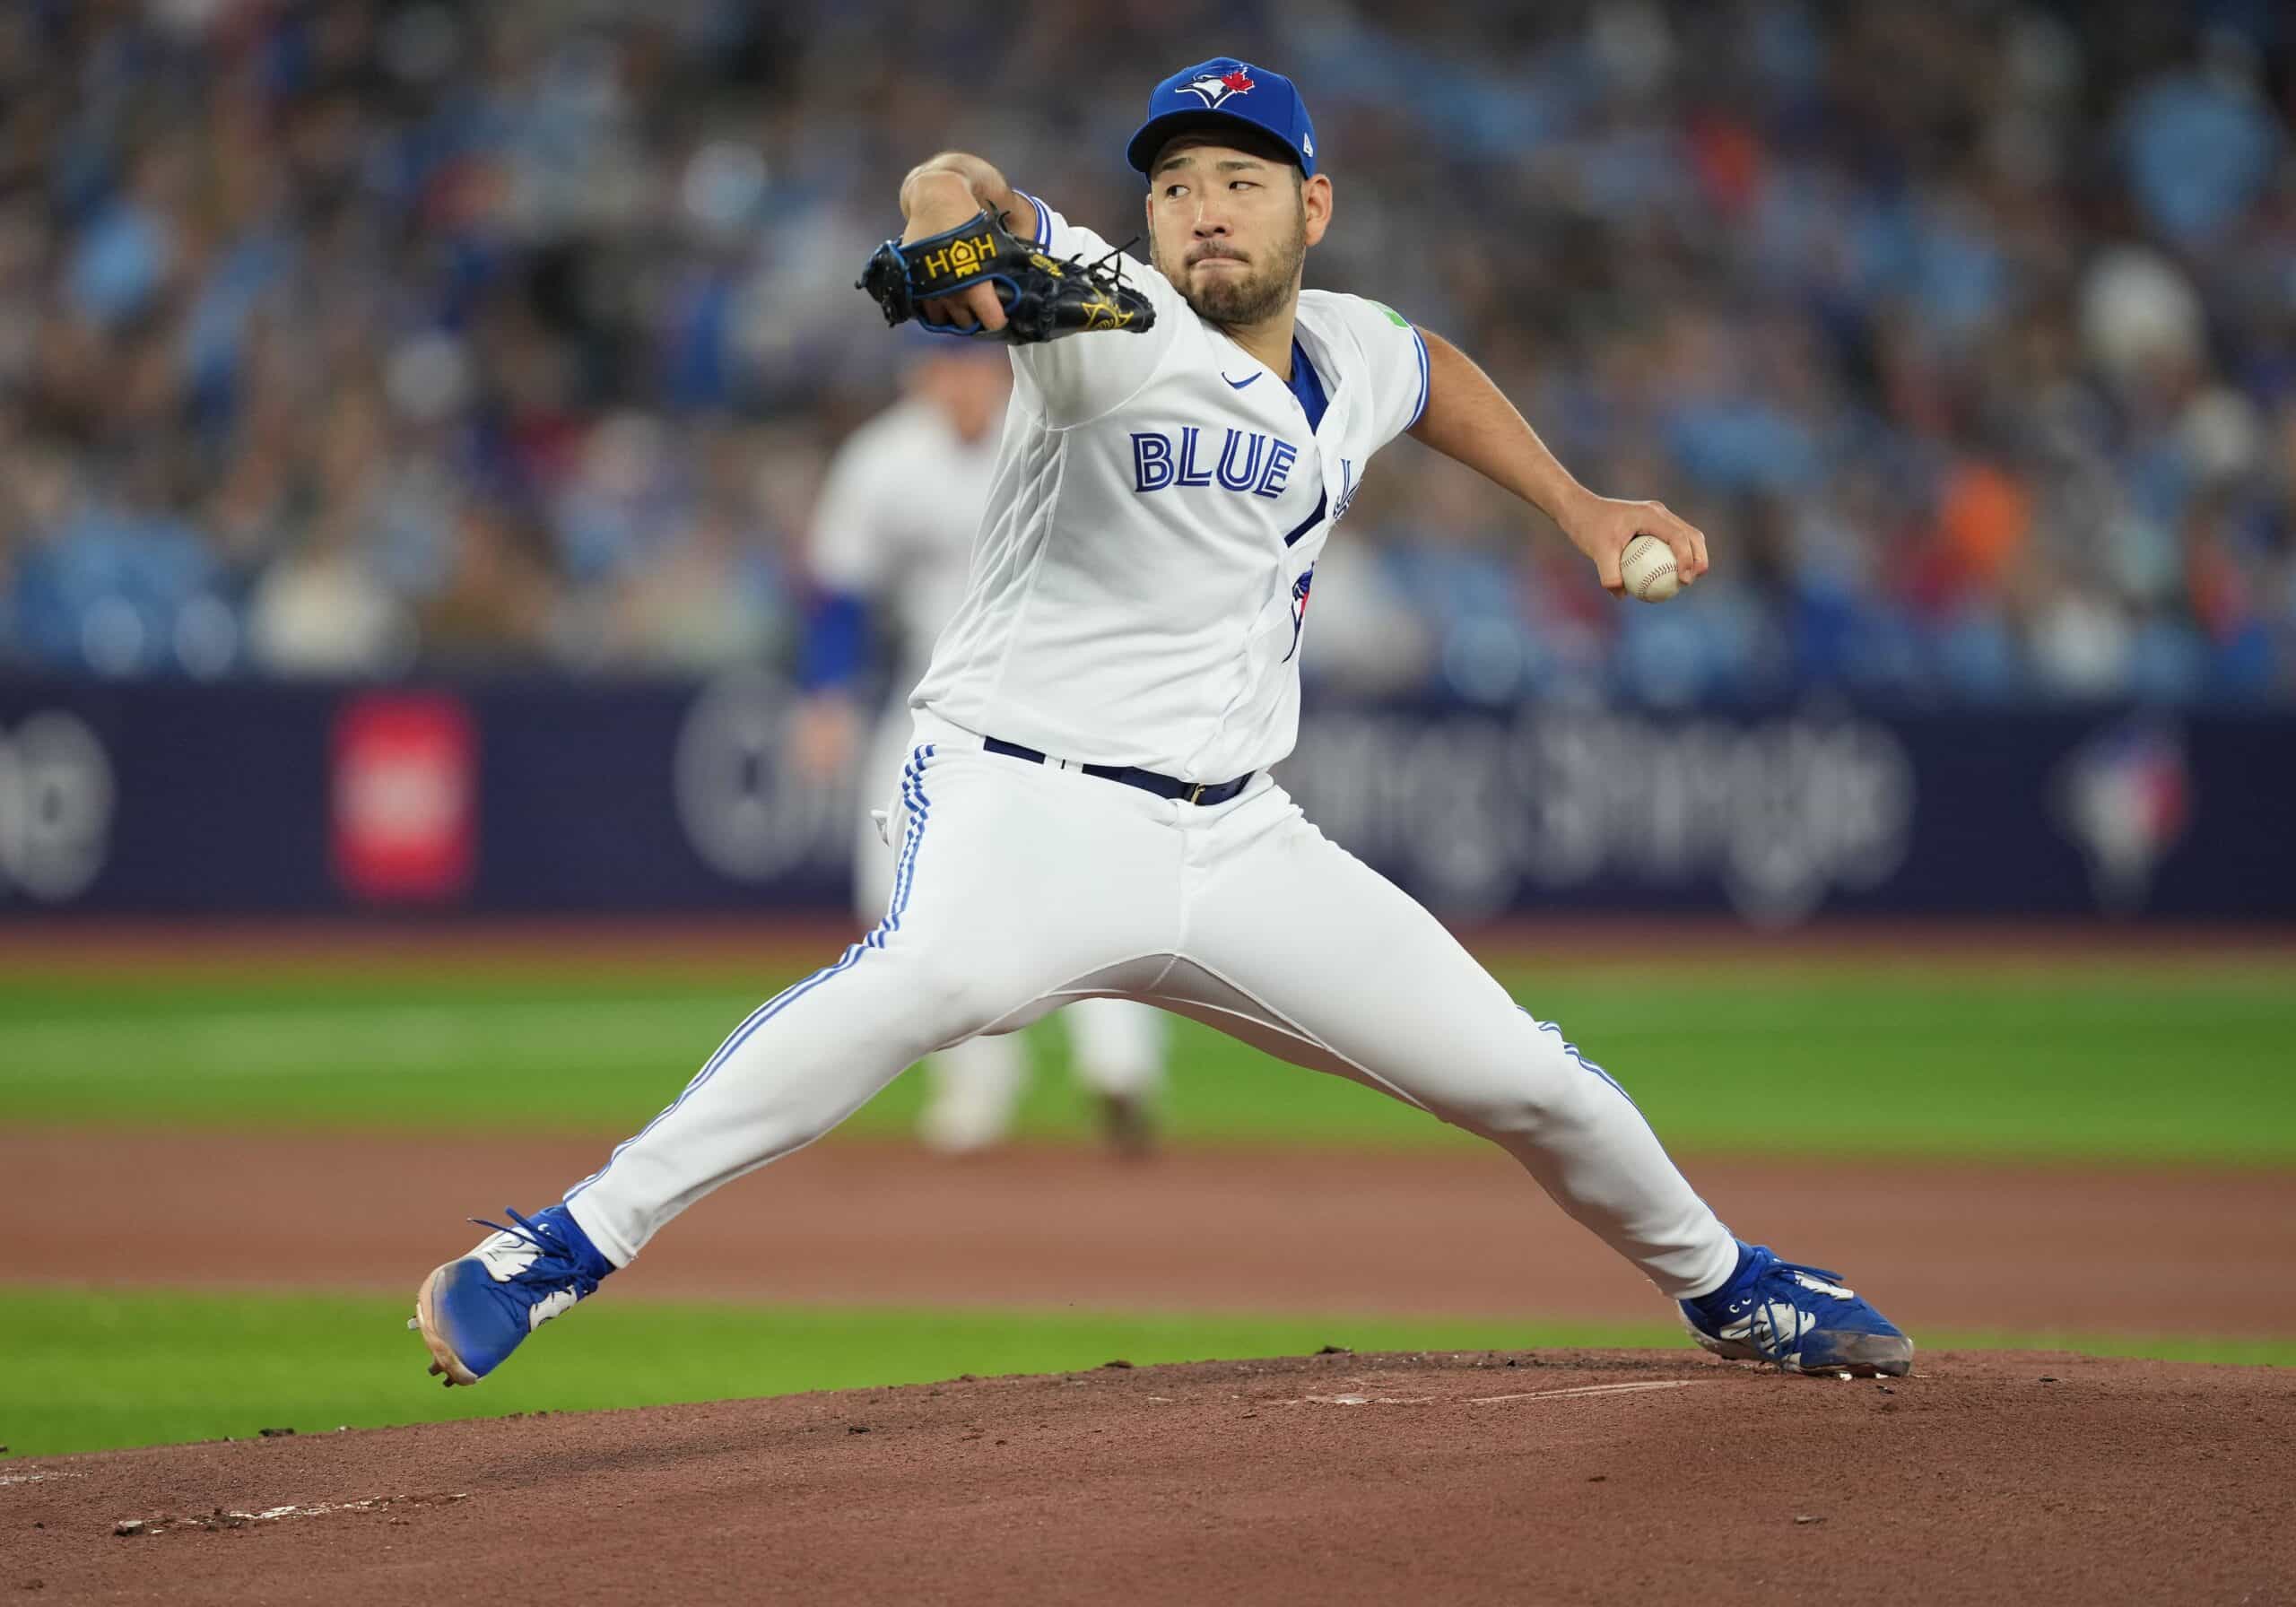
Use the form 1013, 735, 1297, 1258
1180, 67, 1257, 109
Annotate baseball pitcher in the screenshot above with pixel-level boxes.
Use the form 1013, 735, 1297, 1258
417, 57, 1913, 1385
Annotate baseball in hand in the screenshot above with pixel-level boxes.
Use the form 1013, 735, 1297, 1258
1619, 534, 1680, 603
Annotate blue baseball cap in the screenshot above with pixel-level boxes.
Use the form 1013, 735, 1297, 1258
1126, 57, 1317, 180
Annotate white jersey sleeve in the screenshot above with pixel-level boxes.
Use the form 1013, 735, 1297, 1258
808, 421, 895, 595
1299, 289, 1431, 453
1005, 192, 1187, 430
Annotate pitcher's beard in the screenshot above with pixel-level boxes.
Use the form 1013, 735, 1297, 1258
1155, 218, 1306, 327
1182, 261, 1293, 325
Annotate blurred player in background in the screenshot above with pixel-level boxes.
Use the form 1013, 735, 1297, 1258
791, 339, 1166, 1156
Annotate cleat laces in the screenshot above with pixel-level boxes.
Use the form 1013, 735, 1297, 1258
1726, 1257, 1853, 1367
469, 1208, 603, 1302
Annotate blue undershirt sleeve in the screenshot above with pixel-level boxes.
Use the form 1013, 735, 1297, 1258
797, 590, 869, 691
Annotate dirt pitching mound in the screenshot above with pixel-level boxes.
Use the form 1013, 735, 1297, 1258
8, 1350, 2291, 1605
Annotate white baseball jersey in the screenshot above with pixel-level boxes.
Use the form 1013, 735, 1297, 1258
810, 397, 1002, 680
909, 193, 1431, 782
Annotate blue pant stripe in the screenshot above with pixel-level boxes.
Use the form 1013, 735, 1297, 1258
1522, 1008, 1643, 1113
570, 746, 937, 1202
889, 743, 935, 932
869, 747, 930, 948
877, 746, 933, 945
886, 771, 921, 936
869, 756, 916, 949
564, 945, 864, 1201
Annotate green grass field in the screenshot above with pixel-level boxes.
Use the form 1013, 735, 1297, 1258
4, 952, 2292, 1161
5, 1287, 2289, 1460
4, 943, 2290, 1458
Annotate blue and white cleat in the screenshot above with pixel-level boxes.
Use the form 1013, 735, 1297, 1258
1680, 1243, 1914, 1377
413, 1206, 613, 1386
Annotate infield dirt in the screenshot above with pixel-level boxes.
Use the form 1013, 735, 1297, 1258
7, 1349, 2292, 1604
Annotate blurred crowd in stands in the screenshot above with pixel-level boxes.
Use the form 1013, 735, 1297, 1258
2, 0, 2293, 705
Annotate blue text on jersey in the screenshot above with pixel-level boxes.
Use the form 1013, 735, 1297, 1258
1132, 428, 1299, 498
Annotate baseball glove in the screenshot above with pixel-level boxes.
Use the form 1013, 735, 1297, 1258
857, 208, 1157, 344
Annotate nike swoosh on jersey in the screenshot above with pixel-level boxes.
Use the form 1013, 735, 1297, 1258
1222, 371, 1261, 390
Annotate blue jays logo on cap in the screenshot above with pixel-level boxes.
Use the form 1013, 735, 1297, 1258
1179, 65, 1257, 109
1126, 57, 1318, 178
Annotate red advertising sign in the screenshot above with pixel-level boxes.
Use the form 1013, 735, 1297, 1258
330, 693, 476, 902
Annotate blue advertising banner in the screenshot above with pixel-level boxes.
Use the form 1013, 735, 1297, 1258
0, 674, 2283, 923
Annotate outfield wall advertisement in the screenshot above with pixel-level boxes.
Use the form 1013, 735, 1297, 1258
0, 675, 2283, 923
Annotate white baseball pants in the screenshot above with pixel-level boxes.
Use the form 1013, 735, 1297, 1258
566, 713, 1740, 1299
854, 708, 1165, 1147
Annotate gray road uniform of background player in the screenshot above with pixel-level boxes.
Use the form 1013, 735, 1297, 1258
804, 367, 1166, 1153
560, 184, 1744, 1311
